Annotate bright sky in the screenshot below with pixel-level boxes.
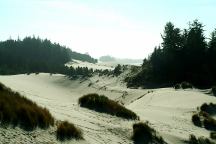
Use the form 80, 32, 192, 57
0, 0, 216, 59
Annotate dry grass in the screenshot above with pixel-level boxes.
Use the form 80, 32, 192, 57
189, 134, 215, 144
0, 83, 54, 130
192, 103, 216, 132
212, 86, 216, 96
210, 132, 216, 140
56, 121, 83, 141
132, 122, 165, 144
78, 93, 139, 120
181, 81, 193, 89
201, 103, 216, 115
192, 113, 202, 127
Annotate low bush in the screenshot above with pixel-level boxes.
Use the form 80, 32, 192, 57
174, 83, 181, 89
210, 132, 216, 140
200, 103, 216, 115
192, 103, 216, 130
56, 121, 83, 141
0, 83, 5, 91
192, 113, 202, 127
203, 117, 216, 131
189, 134, 215, 144
78, 93, 139, 120
132, 122, 165, 144
0, 83, 54, 130
212, 86, 216, 96
181, 81, 193, 89
199, 111, 210, 118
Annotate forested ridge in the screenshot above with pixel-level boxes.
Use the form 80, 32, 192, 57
127, 20, 216, 88
0, 36, 97, 74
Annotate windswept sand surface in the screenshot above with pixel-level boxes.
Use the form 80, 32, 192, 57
66, 59, 115, 70
0, 73, 216, 144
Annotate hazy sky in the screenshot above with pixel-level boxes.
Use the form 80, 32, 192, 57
0, 0, 216, 59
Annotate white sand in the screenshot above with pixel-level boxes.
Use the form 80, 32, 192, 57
0, 71, 216, 143
66, 59, 114, 70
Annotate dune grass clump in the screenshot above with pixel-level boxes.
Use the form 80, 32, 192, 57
181, 81, 193, 89
56, 121, 83, 141
0, 83, 54, 130
212, 86, 216, 96
173, 82, 193, 90
174, 83, 181, 89
189, 134, 215, 144
201, 103, 216, 115
192, 113, 202, 127
203, 117, 216, 131
78, 93, 139, 120
132, 122, 165, 144
192, 103, 216, 132
210, 132, 216, 140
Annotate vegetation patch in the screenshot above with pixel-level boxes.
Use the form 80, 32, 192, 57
56, 121, 83, 141
192, 113, 202, 127
192, 103, 216, 131
212, 86, 216, 96
188, 134, 215, 144
0, 83, 54, 130
78, 93, 139, 120
174, 83, 181, 89
113, 64, 122, 76
201, 103, 216, 115
210, 132, 216, 140
181, 82, 193, 89
203, 117, 216, 131
132, 122, 165, 144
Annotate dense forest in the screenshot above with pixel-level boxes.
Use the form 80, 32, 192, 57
0, 37, 97, 75
127, 20, 216, 88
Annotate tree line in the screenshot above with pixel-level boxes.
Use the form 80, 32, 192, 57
0, 36, 97, 75
127, 20, 216, 88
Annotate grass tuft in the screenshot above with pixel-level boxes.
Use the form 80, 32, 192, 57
210, 132, 216, 140
56, 121, 83, 141
201, 103, 216, 115
192, 113, 202, 127
0, 83, 54, 130
212, 86, 216, 96
189, 134, 215, 144
132, 122, 165, 144
181, 81, 193, 89
78, 93, 139, 120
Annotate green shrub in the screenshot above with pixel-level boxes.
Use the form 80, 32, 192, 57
88, 82, 93, 87
210, 132, 216, 140
56, 121, 83, 141
200, 103, 216, 115
189, 134, 215, 144
174, 83, 181, 89
113, 64, 122, 76
189, 134, 198, 144
212, 86, 216, 96
0, 83, 5, 91
199, 111, 210, 118
192, 113, 201, 127
0, 83, 54, 130
78, 93, 139, 120
203, 117, 216, 131
132, 122, 165, 144
181, 81, 193, 89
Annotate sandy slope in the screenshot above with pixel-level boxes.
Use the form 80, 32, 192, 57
128, 88, 216, 144
0, 72, 216, 144
0, 73, 135, 144
66, 60, 114, 70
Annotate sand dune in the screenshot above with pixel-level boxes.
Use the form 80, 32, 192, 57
0, 72, 216, 143
66, 59, 114, 70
